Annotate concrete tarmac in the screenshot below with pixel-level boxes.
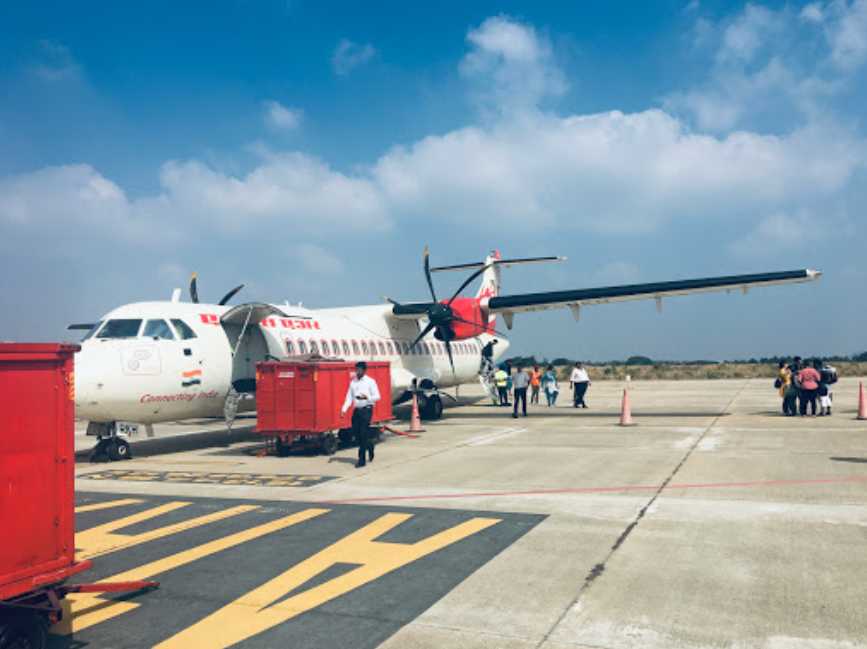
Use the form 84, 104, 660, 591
65, 378, 867, 648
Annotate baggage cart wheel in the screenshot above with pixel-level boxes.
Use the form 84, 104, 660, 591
107, 438, 132, 461
0, 611, 48, 649
321, 432, 338, 456
274, 437, 291, 457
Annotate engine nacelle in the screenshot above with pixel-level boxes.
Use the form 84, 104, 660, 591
446, 297, 488, 340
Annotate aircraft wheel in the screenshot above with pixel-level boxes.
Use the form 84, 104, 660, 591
107, 438, 132, 461
321, 432, 338, 456
0, 612, 48, 649
422, 395, 443, 420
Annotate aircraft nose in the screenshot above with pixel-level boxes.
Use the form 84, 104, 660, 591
75, 344, 115, 420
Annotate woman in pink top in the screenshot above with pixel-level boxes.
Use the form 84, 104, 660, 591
797, 360, 822, 416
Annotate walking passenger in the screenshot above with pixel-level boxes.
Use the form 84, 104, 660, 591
530, 365, 541, 405
570, 361, 590, 408
797, 360, 821, 417
512, 366, 529, 418
543, 365, 559, 406
776, 361, 795, 416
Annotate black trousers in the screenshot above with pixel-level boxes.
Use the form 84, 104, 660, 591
513, 387, 527, 416
573, 382, 588, 407
799, 389, 818, 416
782, 392, 797, 416
497, 386, 509, 406
352, 406, 374, 464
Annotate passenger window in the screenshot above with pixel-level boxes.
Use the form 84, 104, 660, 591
378, 341, 386, 356
342, 341, 350, 356
143, 319, 176, 340
321, 340, 329, 355
332, 340, 339, 356
286, 340, 295, 355
298, 340, 308, 354
97, 319, 142, 339
361, 341, 369, 356
170, 319, 197, 340
310, 340, 319, 354
352, 340, 360, 355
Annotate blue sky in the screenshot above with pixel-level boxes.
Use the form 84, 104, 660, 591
1, 1, 865, 361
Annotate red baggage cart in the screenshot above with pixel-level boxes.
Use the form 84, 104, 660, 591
0, 344, 155, 649
256, 359, 392, 455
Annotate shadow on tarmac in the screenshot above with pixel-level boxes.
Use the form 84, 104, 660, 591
440, 409, 731, 419
830, 456, 867, 464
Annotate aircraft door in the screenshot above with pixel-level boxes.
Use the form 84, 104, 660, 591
220, 303, 289, 395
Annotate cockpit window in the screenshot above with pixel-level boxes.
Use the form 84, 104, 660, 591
170, 319, 197, 340
96, 319, 143, 339
143, 319, 176, 340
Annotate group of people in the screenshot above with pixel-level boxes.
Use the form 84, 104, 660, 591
776, 357, 837, 417
492, 361, 592, 417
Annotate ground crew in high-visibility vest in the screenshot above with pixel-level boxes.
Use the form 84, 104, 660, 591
494, 367, 509, 406
530, 366, 542, 405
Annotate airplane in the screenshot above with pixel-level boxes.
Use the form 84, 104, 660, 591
70, 248, 821, 460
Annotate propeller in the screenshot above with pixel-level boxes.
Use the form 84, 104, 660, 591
392, 247, 498, 376
189, 273, 245, 306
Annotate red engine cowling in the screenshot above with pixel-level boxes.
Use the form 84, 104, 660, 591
447, 297, 489, 339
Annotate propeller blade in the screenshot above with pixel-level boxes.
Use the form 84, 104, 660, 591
423, 245, 437, 302
446, 262, 493, 305
189, 273, 199, 303
218, 284, 245, 306
410, 321, 437, 350
444, 338, 456, 376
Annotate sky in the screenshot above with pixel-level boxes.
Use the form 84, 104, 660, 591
1, 0, 865, 361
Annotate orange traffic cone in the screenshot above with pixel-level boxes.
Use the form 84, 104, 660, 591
619, 387, 635, 426
407, 392, 426, 433
858, 382, 867, 421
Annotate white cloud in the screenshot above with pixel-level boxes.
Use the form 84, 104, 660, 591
29, 40, 81, 82
459, 15, 566, 116
1, 15, 863, 261
827, 0, 867, 70
263, 100, 302, 130
716, 4, 777, 64
800, 3, 825, 23
729, 211, 821, 256
331, 39, 375, 76
666, 2, 867, 132
290, 243, 345, 275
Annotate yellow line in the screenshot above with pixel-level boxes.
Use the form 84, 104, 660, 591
54, 507, 329, 635
157, 513, 501, 648
76, 502, 259, 559
74, 498, 143, 513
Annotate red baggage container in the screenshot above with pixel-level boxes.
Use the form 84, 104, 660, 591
0, 343, 81, 602
256, 360, 392, 454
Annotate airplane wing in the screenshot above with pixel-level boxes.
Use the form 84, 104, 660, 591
487, 269, 821, 324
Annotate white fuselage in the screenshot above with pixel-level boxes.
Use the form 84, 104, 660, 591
74, 301, 508, 424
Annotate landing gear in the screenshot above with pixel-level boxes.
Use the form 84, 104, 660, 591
87, 422, 133, 462
420, 394, 443, 420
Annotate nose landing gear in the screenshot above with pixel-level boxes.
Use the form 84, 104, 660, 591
86, 422, 133, 462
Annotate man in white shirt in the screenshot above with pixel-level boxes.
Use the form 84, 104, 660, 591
341, 361, 382, 467
569, 361, 591, 409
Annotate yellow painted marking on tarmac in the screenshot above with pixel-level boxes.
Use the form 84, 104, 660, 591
75, 502, 258, 559
157, 513, 501, 649
53, 508, 329, 636
74, 498, 143, 513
